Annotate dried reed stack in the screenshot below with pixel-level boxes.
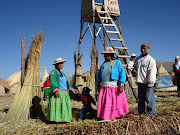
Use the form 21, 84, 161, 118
88, 44, 98, 99
3, 31, 44, 122
74, 52, 84, 92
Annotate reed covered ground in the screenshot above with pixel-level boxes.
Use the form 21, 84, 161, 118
0, 88, 179, 135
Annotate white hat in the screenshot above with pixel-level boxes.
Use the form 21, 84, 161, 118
101, 47, 116, 54
131, 53, 136, 57
52, 58, 66, 65
175, 56, 180, 59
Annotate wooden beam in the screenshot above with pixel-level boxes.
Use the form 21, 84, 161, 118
0, 78, 9, 89
21, 37, 25, 87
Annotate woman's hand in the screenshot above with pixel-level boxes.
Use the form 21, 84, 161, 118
55, 92, 60, 98
119, 87, 124, 93
53, 88, 60, 97
72, 89, 78, 94
118, 83, 124, 93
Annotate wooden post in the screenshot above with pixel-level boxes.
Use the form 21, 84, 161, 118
21, 37, 25, 87
78, 22, 84, 56
93, 11, 96, 45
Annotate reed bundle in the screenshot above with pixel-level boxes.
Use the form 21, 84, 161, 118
3, 31, 44, 122
88, 44, 98, 99
74, 52, 83, 92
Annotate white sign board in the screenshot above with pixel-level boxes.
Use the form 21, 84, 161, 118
104, 0, 120, 16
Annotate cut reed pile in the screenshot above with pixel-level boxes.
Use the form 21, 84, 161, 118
0, 114, 179, 135
2, 31, 44, 122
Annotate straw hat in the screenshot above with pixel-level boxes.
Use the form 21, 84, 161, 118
101, 47, 116, 54
131, 53, 136, 57
52, 58, 66, 65
175, 56, 180, 59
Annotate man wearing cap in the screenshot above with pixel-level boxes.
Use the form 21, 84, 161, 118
173, 56, 180, 97
173, 56, 180, 72
133, 43, 157, 116
96, 47, 129, 120
128, 53, 136, 71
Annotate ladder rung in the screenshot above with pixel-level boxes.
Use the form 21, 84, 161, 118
103, 24, 115, 26
114, 47, 128, 50
97, 11, 109, 14
122, 64, 127, 67
127, 75, 133, 78
118, 55, 131, 58
132, 86, 138, 89
110, 38, 123, 41
106, 31, 119, 34
100, 17, 111, 19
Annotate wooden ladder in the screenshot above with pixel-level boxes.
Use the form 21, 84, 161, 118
97, 10, 138, 99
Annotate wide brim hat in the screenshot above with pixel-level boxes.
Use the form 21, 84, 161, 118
52, 58, 66, 65
131, 53, 136, 57
175, 56, 180, 59
101, 47, 116, 54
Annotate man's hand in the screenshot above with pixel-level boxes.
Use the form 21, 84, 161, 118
55, 92, 60, 98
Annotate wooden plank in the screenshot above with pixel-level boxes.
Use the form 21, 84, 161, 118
21, 37, 25, 87
118, 55, 131, 58
100, 17, 111, 19
103, 24, 115, 26
111, 38, 124, 41
132, 86, 138, 89
127, 75, 133, 78
104, 0, 120, 16
97, 11, 109, 13
122, 64, 128, 67
106, 30, 119, 33
81, 0, 94, 20
114, 46, 128, 49
0, 78, 10, 89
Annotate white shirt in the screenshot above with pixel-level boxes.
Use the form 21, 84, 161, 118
128, 61, 134, 71
134, 54, 157, 87
175, 62, 180, 70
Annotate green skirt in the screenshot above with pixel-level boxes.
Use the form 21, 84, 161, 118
46, 91, 72, 122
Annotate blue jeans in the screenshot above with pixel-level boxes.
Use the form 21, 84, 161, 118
79, 105, 95, 119
138, 83, 157, 116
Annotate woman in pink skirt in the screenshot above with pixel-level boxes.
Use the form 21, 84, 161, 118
96, 47, 129, 120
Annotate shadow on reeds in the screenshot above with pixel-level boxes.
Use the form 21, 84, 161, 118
72, 108, 97, 120
30, 96, 48, 123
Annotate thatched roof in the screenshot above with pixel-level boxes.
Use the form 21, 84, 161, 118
156, 61, 174, 73
0, 77, 9, 89
40, 66, 49, 85
6, 71, 21, 87
158, 63, 170, 77
82, 71, 90, 77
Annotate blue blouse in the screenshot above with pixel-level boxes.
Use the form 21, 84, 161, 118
59, 74, 73, 91
102, 61, 116, 82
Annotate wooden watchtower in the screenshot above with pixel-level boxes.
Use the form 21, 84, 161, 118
76, 0, 138, 99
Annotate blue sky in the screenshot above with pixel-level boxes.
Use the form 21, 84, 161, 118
0, 0, 180, 80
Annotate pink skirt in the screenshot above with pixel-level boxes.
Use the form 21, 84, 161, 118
97, 86, 129, 120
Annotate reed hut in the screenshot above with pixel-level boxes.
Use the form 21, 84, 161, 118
6, 71, 21, 95
158, 63, 171, 77
40, 66, 49, 87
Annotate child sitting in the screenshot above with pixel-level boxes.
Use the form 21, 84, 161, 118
76, 87, 96, 120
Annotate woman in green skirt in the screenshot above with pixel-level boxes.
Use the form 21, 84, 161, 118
46, 58, 76, 123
